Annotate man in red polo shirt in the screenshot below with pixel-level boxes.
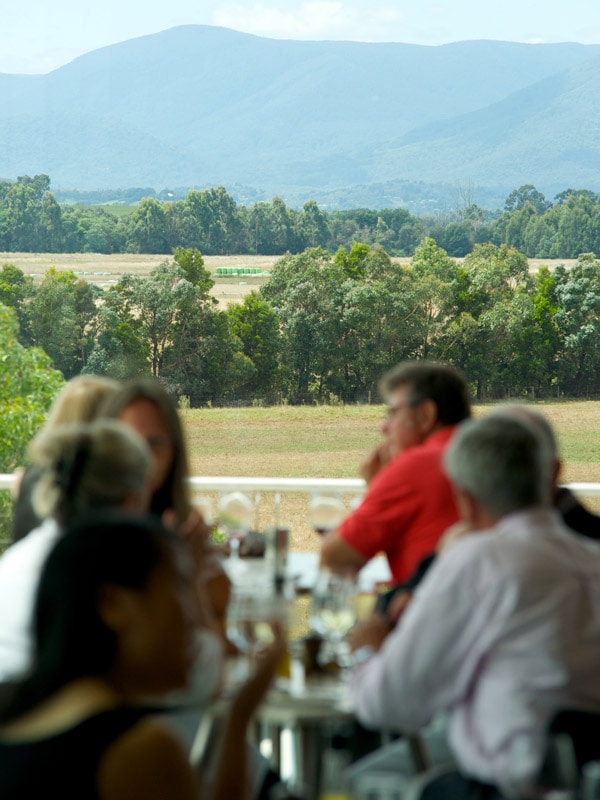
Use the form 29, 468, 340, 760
320, 362, 471, 582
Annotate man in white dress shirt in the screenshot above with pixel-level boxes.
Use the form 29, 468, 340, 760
350, 414, 600, 798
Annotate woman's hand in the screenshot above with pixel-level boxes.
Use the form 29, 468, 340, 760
213, 623, 285, 800
162, 507, 215, 569
180, 509, 212, 563
231, 621, 285, 724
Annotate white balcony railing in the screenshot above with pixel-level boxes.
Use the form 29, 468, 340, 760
1, 475, 599, 584
2, 474, 600, 496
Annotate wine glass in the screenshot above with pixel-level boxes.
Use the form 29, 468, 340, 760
227, 582, 288, 657
193, 494, 214, 527
218, 491, 253, 575
308, 493, 346, 536
309, 571, 357, 670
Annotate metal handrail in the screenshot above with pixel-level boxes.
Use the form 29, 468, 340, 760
1, 474, 600, 496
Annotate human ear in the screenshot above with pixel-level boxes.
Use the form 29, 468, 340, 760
453, 486, 478, 525
120, 490, 147, 512
97, 584, 137, 633
415, 399, 438, 434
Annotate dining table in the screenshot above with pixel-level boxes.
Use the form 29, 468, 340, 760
189, 652, 356, 799
255, 669, 356, 797
185, 550, 394, 798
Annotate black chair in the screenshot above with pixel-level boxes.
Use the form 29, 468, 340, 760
547, 709, 600, 774
403, 766, 507, 800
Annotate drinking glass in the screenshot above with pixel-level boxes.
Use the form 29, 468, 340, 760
227, 582, 288, 657
308, 493, 346, 536
193, 494, 214, 527
309, 571, 357, 669
218, 491, 253, 575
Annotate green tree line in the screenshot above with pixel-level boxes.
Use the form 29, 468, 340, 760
4, 241, 600, 404
4, 175, 600, 260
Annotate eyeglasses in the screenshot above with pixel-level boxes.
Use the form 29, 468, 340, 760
385, 403, 415, 420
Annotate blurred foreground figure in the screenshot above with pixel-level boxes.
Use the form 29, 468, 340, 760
320, 361, 471, 581
11, 375, 120, 543
0, 514, 284, 800
350, 415, 600, 799
101, 378, 284, 797
101, 378, 232, 650
375, 404, 600, 622
0, 419, 152, 681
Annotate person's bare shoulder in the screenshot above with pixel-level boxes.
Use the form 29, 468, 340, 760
98, 715, 199, 800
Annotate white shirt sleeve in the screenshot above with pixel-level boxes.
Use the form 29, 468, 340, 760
351, 537, 514, 732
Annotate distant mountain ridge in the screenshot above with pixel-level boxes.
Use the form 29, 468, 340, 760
1, 25, 599, 207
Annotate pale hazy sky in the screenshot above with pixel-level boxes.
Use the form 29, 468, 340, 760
2, 0, 600, 74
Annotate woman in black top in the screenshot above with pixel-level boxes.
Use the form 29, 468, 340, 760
0, 513, 283, 800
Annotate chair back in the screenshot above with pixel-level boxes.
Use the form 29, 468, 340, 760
535, 709, 600, 794
549, 710, 600, 773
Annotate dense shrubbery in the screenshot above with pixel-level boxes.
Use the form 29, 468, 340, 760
0, 305, 64, 540
4, 239, 600, 404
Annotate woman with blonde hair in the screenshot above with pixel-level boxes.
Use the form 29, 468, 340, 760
0, 419, 152, 681
11, 375, 120, 542
44, 375, 120, 428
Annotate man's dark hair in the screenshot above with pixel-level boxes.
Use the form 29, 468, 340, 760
379, 361, 471, 425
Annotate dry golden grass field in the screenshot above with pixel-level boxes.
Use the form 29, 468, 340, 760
0, 252, 279, 308
0, 252, 577, 309
181, 401, 600, 552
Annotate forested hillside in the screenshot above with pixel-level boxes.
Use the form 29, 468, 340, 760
1, 26, 600, 199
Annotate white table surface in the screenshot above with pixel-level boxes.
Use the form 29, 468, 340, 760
286, 550, 391, 591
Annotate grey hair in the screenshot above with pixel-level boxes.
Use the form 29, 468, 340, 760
444, 415, 554, 517
29, 420, 152, 525
486, 404, 559, 462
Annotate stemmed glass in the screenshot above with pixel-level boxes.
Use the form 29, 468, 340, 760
309, 570, 357, 670
227, 582, 289, 660
218, 491, 253, 576
308, 493, 346, 536
193, 495, 214, 527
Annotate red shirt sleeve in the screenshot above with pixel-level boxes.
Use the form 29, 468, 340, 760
337, 429, 459, 582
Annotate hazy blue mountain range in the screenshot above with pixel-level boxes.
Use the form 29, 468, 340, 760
1, 25, 600, 208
